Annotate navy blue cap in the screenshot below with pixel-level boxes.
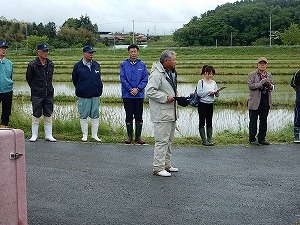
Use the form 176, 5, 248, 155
37, 43, 49, 51
0, 41, 9, 48
83, 45, 96, 53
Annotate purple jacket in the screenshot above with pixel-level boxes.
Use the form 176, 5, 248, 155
120, 59, 148, 98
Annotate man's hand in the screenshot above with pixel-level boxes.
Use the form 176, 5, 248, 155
167, 95, 175, 103
130, 88, 139, 96
264, 81, 272, 89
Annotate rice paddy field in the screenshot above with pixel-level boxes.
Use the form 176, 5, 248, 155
6, 45, 300, 144
10, 45, 299, 106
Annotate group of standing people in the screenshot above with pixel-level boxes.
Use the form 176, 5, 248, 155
1, 41, 300, 177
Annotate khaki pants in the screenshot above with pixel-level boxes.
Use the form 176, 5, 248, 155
153, 121, 176, 174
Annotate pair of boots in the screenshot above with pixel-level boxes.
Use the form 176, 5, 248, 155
30, 116, 56, 142
199, 127, 214, 146
80, 118, 101, 142
125, 122, 145, 144
294, 127, 300, 143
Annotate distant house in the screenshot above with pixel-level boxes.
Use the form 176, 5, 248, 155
137, 34, 148, 44
97, 32, 126, 45
97, 32, 114, 42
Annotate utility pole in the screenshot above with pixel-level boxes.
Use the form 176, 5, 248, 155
23, 22, 28, 49
269, 14, 272, 47
132, 20, 135, 44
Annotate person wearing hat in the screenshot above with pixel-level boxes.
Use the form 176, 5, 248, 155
247, 57, 274, 145
290, 69, 300, 143
26, 43, 56, 142
72, 45, 103, 142
0, 41, 13, 128
120, 44, 148, 144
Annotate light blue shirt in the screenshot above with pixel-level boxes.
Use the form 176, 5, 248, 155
82, 58, 92, 71
0, 57, 14, 93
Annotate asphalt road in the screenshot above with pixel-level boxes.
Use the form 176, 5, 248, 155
25, 140, 300, 225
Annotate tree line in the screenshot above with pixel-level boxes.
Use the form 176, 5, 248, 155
0, 14, 102, 52
2, 0, 300, 49
173, 0, 300, 46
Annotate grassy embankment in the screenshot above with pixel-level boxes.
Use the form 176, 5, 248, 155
7, 36, 299, 145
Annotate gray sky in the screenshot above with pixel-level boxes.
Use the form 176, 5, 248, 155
2, 0, 237, 35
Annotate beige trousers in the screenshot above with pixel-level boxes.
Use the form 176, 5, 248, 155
153, 121, 176, 174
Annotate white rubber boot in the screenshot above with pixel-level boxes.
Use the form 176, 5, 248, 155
44, 125, 56, 142
29, 124, 39, 142
80, 119, 88, 142
29, 116, 40, 142
44, 116, 56, 142
91, 118, 101, 142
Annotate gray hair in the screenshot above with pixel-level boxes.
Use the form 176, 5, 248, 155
160, 50, 176, 64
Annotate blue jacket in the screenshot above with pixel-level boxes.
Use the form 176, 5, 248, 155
72, 59, 103, 98
120, 59, 148, 98
0, 58, 13, 93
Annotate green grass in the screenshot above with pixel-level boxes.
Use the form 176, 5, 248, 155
7, 105, 295, 146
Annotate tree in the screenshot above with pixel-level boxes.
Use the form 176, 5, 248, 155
44, 22, 57, 39
173, 0, 300, 46
79, 14, 98, 34
24, 35, 49, 54
280, 23, 300, 45
56, 26, 95, 47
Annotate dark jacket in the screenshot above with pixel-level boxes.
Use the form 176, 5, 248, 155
26, 57, 54, 98
72, 59, 103, 98
291, 69, 300, 103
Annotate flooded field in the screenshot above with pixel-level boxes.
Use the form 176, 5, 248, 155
16, 102, 293, 138
14, 81, 295, 103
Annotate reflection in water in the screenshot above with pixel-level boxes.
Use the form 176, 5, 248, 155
14, 82, 212, 98
14, 82, 122, 97
14, 82, 294, 103
16, 103, 293, 138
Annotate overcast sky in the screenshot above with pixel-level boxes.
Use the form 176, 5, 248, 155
2, 0, 237, 35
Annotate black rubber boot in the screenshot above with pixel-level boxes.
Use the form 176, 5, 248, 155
206, 127, 214, 146
199, 128, 210, 146
135, 122, 145, 144
125, 123, 133, 144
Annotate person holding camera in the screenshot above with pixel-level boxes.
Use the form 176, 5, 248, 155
247, 57, 274, 145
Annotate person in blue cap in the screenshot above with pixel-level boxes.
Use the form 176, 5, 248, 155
72, 45, 103, 142
26, 43, 56, 142
0, 41, 13, 128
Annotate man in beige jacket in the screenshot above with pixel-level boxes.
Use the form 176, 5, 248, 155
146, 50, 179, 177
